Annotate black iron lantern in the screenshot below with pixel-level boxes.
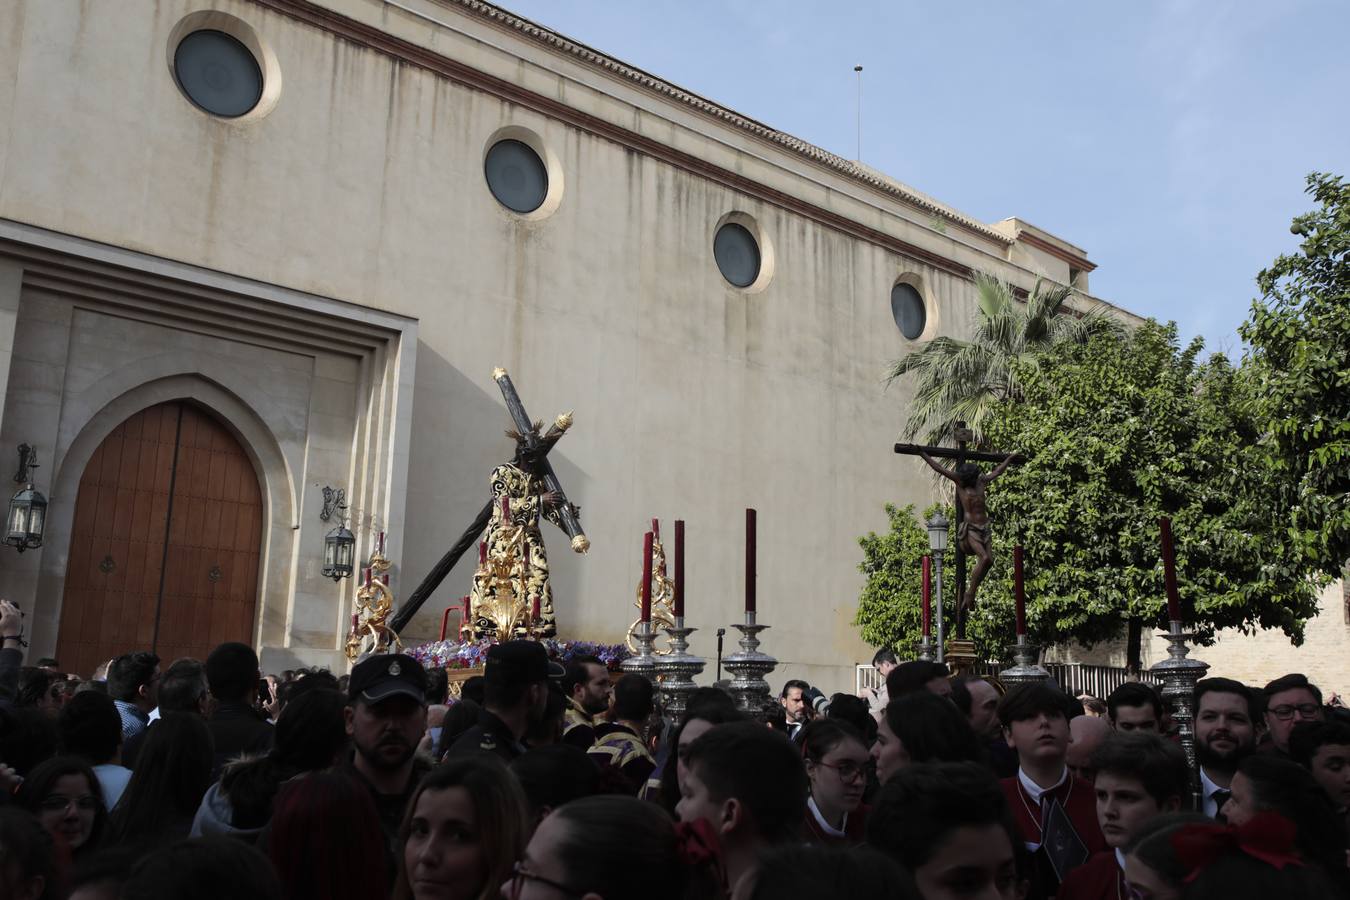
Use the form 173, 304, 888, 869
320, 486, 355, 581
323, 523, 356, 581
6, 445, 46, 553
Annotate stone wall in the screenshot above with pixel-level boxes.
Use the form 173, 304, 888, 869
1050, 580, 1350, 698
0, 0, 1132, 692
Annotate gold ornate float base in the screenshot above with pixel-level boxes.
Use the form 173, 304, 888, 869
446, 667, 486, 700
944, 639, 980, 678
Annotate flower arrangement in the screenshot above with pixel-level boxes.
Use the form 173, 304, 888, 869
409, 637, 631, 671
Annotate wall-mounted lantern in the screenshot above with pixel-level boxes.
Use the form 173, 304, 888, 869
320, 486, 355, 581
6, 444, 47, 553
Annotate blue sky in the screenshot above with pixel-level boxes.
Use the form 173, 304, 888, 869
498, 1, 1348, 355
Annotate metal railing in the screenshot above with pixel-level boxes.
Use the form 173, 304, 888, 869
856, 661, 1157, 700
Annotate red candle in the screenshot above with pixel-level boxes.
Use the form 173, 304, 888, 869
382, 573, 389, 587
364, 567, 372, 587
1160, 517, 1182, 621
500, 497, 509, 519
674, 519, 685, 618
652, 518, 660, 540
532, 595, 541, 621
351, 613, 359, 631
478, 542, 487, 565
921, 555, 932, 637
463, 595, 471, 626
378, 531, 385, 553
641, 531, 654, 622
745, 508, 757, 614
1013, 546, 1026, 636
523, 542, 531, 568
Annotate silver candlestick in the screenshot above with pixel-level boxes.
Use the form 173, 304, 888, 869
916, 634, 935, 662
1000, 634, 1051, 686
655, 616, 705, 726
622, 620, 659, 681
723, 610, 777, 715
1150, 619, 1209, 809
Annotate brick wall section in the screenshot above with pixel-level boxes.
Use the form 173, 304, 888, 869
1050, 579, 1350, 698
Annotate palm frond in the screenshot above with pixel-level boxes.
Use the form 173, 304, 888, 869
974, 273, 1013, 320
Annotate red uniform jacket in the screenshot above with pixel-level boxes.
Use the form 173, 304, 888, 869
1055, 851, 1123, 900
1001, 772, 1106, 854
1002, 772, 1107, 900
802, 801, 869, 846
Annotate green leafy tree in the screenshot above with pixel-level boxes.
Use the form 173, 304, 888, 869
968, 322, 1324, 670
1240, 172, 1350, 573
853, 503, 939, 655
854, 502, 1019, 663
884, 273, 1118, 446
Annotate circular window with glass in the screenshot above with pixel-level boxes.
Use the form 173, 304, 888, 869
891, 282, 927, 340
714, 223, 761, 288
484, 140, 549, 214
173, 29, 264, 118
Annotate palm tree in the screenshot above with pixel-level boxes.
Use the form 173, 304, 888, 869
886, 273, 1119, 445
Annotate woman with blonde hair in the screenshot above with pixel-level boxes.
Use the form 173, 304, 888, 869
392, 755, 527, 900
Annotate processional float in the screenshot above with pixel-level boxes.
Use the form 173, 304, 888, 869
348, 366, 782, 725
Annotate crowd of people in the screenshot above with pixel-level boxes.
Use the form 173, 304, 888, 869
1, 596, 1348, 899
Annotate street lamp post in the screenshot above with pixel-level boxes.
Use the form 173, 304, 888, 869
926, 512, 949, 663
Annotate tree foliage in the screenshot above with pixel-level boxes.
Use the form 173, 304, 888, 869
853, 503, 941, 656
859, 322, 1327, 665
862, 173, 1345, 664
884, 273, 1119, 446
1240, 172, 1350, 573
972, 322, 1324, 661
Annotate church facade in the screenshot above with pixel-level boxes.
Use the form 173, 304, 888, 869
4, 0, 1329, 692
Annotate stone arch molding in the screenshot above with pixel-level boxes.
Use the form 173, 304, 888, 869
34, 361, 299, 652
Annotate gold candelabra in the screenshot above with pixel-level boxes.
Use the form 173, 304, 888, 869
346, 539, 402, 661
627, 529, 676, 655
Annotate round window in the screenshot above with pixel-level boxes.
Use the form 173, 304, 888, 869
173, 30, 264, 118
714, 223, 761, 288
484, 140, 549, 214
891, 282, 927, 339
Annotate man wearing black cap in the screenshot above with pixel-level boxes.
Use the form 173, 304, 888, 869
345, 652, 433, 862
447, 640, 563, 763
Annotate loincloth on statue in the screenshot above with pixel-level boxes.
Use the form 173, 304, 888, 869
957, 521, 992, 550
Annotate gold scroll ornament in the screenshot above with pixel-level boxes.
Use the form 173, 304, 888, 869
346, 544, 403, 661
627, 530, 676, 655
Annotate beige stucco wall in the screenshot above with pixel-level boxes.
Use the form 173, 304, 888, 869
1054, 580, 1350, 698
0, 0, 1188, 694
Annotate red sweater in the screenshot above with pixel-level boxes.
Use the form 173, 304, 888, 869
1056, 852, 1123, 900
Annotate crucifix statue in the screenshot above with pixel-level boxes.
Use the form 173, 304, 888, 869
388, 368, 588, 636
894, 421, 1023, 638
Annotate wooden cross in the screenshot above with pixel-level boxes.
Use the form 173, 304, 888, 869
893, 421, 1021, 639
389, 368, 586, 635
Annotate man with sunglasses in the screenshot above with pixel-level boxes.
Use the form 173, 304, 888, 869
1261, 673, 1325, 758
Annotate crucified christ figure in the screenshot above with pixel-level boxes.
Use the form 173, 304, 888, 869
919, 450, 1021, 615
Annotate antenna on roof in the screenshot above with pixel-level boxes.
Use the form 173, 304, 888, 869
853, 65, 864, 162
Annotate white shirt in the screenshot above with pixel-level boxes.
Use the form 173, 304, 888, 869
1016, 766, 1069, 852
807, 795, 848, 838
1199, 767, 1228, 818
1018, 765, 1068, 805
93, 763, 133, 810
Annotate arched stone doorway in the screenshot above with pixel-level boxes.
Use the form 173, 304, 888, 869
55, 402, 263, 675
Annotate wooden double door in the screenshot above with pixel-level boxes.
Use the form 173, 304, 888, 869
56, 402, 263, 677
